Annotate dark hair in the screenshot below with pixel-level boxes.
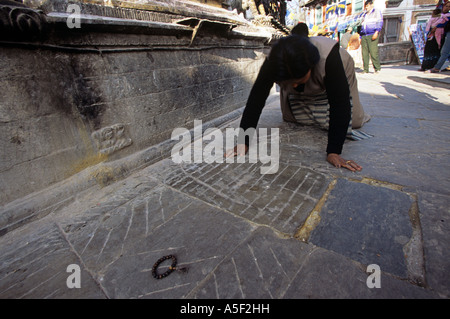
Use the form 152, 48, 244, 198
432, 8, 442, 15
291, 22, 309, 37
364, 0, 373, 6
268, 35, 320, 82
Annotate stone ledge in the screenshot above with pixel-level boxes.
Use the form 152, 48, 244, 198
2, 0, 273, 43
0, 106, 245, 237
26, 0, 252, 28
44, 12, 271, 43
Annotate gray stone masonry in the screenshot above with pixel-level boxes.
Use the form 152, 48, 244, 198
0, 3, 271, 230
0, 64, 448, 300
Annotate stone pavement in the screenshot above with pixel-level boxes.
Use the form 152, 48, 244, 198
0, 64, 449, 300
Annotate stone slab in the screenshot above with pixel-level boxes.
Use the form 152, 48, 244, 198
95, 201, 255, 299
158, 160, 331, 236
309, 179, 414, 279
190, 225, 438, 299
57, 177, 256, 298
282, 245, 437, 299
189, 226, 314, 299
0, 223, 105, 299
417, 190, 450, 297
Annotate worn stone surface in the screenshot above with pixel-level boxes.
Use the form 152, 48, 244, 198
54, 176, 255, 299
159, 161, 330, 236
0, 63, 448, 300
0, 222, 105, 299
417, 190, 450, 297
282, 246, 434, 299
189, 226, 315, 299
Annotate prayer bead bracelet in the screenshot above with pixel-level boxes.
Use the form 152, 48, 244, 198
152, 255, 187, 279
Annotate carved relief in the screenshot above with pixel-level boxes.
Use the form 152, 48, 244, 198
91, 123, 133, 155
0, 3, 48, 40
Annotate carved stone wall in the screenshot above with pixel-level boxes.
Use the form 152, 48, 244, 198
0, 1, 270, 219
0, 1, 48, 40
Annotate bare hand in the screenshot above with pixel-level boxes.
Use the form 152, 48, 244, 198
327, 153, 362, 172
224, 144, 248, 158
371, 31, 378, 41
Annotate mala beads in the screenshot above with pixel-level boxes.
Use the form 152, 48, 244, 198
152, 255, 187, 279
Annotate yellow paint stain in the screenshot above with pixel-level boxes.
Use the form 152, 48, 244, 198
359, 177, 404, 191
294, 179, 337, 242
70, 155, 127, 188
66, 122, 108, 178
70, 152, 108, 176
91, 165, 117, 188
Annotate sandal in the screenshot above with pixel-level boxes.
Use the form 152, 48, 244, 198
429, 68, 440, 73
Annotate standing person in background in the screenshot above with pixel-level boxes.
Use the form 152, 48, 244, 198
340, 27, 353, 49
347, 31, 363, 68
419, 7, 447, 71
360, 0, 383, 74
426, 7, 449, 50
429, 0, 450, 73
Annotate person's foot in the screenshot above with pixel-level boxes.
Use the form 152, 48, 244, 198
418, 68, 425, 71
428, 68, 440, 73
